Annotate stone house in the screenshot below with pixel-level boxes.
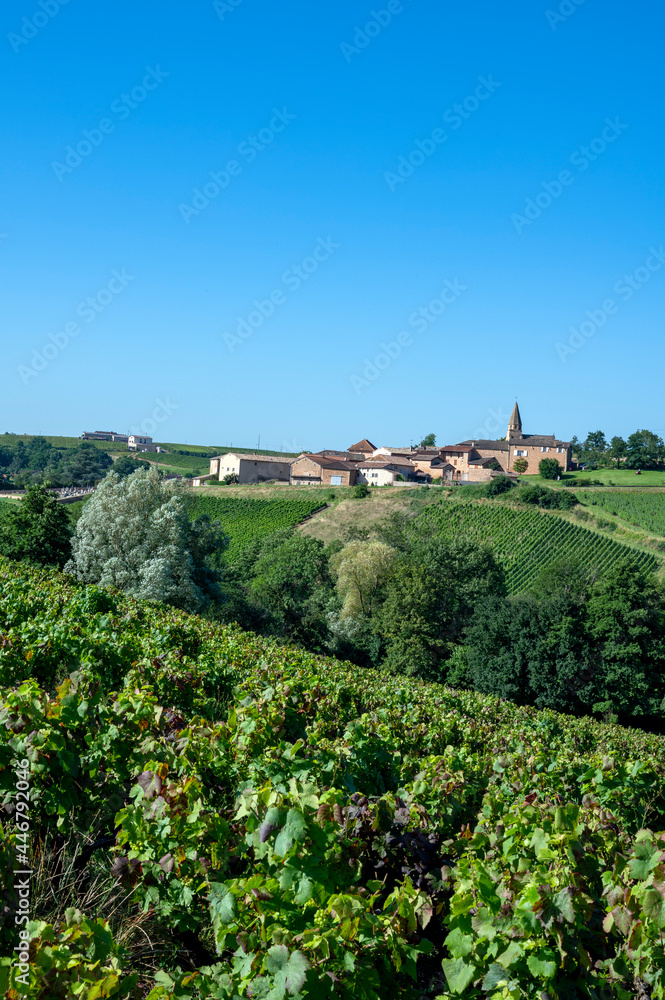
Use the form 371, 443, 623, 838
347, 439, 377, 460
128, 434, 157, 453
356, 456, 417, 485
290, 454, 358, 487
209, 452, 291, 484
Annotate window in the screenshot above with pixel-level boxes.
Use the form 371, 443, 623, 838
541, 447, 549, 453
557, 447, 565, 453
515, 449, 527, 457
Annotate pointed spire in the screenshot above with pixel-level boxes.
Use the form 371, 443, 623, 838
509, 401, 521, 430
506, 401, 523, 441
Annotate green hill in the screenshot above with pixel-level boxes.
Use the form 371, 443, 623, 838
191, 492, 329, 558
0, 557, 664, 997
577, 487, 665, 537
418, 496, 659, 593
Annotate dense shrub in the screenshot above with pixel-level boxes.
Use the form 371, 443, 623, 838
539, 457, 562, 479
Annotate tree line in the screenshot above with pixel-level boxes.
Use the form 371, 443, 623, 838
572, 428, 665, 469
0, 436, 151, 488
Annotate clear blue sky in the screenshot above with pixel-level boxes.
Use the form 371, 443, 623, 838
2, 0, 664, 451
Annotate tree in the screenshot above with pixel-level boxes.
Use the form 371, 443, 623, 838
574, 430, 612, 469
513, 457, 528, 475
113, 455, 151, 478
353, 483, 370, 498
0, 484, 72, 568
609, 436, 627, 469
420, 434, 436, 447
380, 537, 505, 680
584, 560, 665, 717
57, 443, 114, 486
66, 469, 226, 611
249, 531, 334, 649
485, 476, 516, 496
466, 594, 592, 713
331, 540, 396, 620
539, 458, 562, 480
624, 429, 665, 470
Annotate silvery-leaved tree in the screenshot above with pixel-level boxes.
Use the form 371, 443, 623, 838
66, 468, 227, 611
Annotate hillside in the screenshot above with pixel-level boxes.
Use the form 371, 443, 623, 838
1, 556, 665, 997
191, 491, 329, 559
300, 487, 661, 593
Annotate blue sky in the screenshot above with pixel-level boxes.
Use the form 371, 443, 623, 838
2, 0, 664, 451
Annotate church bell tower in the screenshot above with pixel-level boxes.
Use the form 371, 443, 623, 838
506, 401, 522, 442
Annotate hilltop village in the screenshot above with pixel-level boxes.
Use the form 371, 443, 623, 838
198, 403, 572, 486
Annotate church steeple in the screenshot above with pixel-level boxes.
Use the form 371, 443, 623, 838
506, 401, 522, 441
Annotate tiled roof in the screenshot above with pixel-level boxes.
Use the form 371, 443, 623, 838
293, 454, 352, 471
458, 440, 510, 451
348, 439, 377, 452
212, 452, 290, 463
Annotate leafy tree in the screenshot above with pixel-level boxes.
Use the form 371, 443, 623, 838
609, 436, 627, 469
485, 476, 516, 497
249, 531, 334, 650
0, 484, 72, 568
353, 483, 370, 498
529, 555, 597, 602
512, 457, 528, 474
624, 429, 665, 470
518, 484, 577, 510
584, 560, 665, 717
466, 594, 592, 713
112, 455, 151, 478
66, 469, 226, 611
58, 443, 114, 486
420, 434, 436, 447
380, 537, 505, 680
539, 458, 562, 480
331, 540, 396, 620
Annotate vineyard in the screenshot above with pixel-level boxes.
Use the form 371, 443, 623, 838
578, 489, 665, 537
191, 493, 329, 558
418, 498, 659, 593
1, 557, 665, 997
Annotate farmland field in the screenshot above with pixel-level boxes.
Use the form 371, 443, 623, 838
1, 556, 665, 997
523, 468, 665, 488
191, 492, 329, 558
578, 488, 665, 537
419, 498, 659, 592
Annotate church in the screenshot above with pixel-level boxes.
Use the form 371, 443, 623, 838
454, 402, 572, 478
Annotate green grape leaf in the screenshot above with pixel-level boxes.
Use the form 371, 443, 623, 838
441, 957, 475, 994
